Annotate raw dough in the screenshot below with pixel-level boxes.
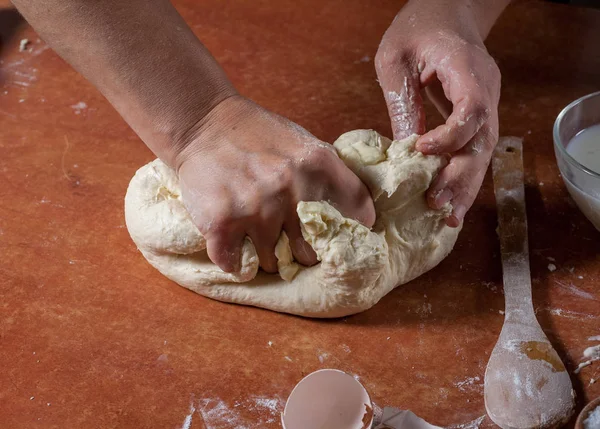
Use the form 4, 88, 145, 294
124, 130, 461, 317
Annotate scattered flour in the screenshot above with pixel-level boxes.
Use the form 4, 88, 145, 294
585, 345, 600, 358
198, 398, 245, 429
253, 397, 279, 413
449, 415, 486, 429
554, 280, 595, 300
180, 401, 195, 429
455, 376, 483, 392
317, 351, 330, 364
354, 55, 371, 64
574, 340, 600, 374
19, 38, 29, 52
416, 302, 433, 316
575, 361, 592, 374
70, 101, 88, 115
192, 396, 283, 429
548, 308, 595, 320
482, 281, 498, 293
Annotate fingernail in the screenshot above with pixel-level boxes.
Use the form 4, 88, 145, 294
448, 204, 467, 227
417, 142, 435, 153
220, 263, 235, 273
416, 137, 436, 153
446, 215, 461, 228
228, 250, 241, 273
434, 188, 453, 208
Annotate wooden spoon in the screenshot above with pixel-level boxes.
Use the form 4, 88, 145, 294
484, 137, 575, 429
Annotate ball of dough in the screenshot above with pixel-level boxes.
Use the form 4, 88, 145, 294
124, 130, 461, 318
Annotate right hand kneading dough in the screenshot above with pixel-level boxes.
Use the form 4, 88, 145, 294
124, 130, 461, 317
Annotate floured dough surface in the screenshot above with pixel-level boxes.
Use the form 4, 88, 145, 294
124, 130, 461, 317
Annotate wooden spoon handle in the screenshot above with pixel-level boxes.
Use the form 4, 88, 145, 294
492, 137, 534, 319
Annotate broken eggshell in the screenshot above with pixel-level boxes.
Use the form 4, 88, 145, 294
282, 369, 373, 429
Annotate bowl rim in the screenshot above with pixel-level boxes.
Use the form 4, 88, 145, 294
575, 396, 600, 429
553, 90, 600, 180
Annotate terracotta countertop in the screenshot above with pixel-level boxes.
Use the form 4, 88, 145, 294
1, 1, 599, 428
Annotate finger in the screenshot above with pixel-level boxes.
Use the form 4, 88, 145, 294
416, 54, 500, 155
246, 203, 285, 273
205, 229, 245, 273
351, 187, 376, 228
376, 58, 426, 140
426, 120, 498, 227
284, 217, 318, 267
417, 94, 489, 155
330, 167, 376, 228
247, 225, 281, 274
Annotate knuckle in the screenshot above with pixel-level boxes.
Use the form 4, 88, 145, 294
374, 50, 392, 74
466, 97, 491, 124
270, 159, 295, 188
481, 127, 499, 151
301, 145, 337, 170
468, 126, 497, 157
485, 60, 502, 95
346, 182, 376, 223
205, 208, 240, 237
375, 47, 409, 75
208, 220, 233, 239
487, 59, 501, 81
449, 176, 474, 201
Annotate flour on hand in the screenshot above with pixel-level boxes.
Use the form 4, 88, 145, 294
124, 130, 461, 317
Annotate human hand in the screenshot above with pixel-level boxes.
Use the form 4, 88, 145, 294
174, 96, 376, 273
375, 0, 504, 227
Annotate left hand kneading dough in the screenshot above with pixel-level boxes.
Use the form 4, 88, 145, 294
124, 130, 461, 318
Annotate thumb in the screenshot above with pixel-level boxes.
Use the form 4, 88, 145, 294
377, 61, 425, 140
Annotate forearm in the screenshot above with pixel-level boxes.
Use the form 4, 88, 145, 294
469, 0, 512, 39
404, 0, 511, 41
11, 0, 236, 165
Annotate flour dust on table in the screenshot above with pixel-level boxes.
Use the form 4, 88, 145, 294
124, 130, 461, 317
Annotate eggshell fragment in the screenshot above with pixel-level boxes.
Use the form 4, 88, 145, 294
282, 369, 373, 429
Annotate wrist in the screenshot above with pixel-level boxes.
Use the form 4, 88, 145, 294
169, 94, 253, 173
144, 82, 239, 169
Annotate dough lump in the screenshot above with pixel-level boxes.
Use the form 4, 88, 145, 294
124, 130, 461, 317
